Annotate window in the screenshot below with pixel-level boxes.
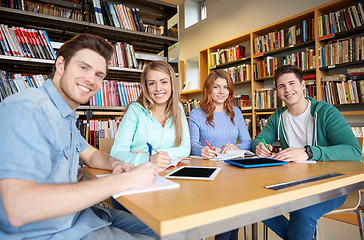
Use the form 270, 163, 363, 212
184, 0, 207, 28
201, 1, 207, 20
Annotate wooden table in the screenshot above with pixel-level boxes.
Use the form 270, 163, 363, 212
83, 159, 364, 240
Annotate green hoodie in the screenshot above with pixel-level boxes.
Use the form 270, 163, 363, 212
252, 97, 362, 161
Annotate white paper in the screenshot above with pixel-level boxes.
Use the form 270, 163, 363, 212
210, 149, 255, 161
96, 174, 180, 197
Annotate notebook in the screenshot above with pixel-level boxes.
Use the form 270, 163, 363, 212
97, 174, 180, 197
211, 149, 255, 161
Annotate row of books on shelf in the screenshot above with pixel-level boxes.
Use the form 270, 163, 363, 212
2, 0, 162, 36
182, 99, 200, 116
110, 42, 138, 69
182, 95, 251, 116
144, 25, 162, 35
253, 49, 315, 79
321, 71, 364, 105
209, 45, 246, 67
253, 18, 314, 55
235, 95, 250, 110
244, 118, 252, 136
1, 0, 24, 10
318, 2, 364, 38
318, 36, 364, 67
256, 117, 268, 132
0, 22, 142, 71
24, 0, 83, 21
0, 24, 56, 60
305, 80, 317, 99
0, 70, 46, 102
88, 0, 145, 32
225, 64, 251, 83
254, 88, 283, 109
76, 119, 120, 149
90, 81, 141, 107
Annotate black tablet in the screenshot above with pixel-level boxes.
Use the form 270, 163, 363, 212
165, 166, 221, 180
224, 157, 288, 168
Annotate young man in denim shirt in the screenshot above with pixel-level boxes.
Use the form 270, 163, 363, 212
0, 34, 158, 239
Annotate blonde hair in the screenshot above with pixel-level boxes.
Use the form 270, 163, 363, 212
137, 61, 183, 146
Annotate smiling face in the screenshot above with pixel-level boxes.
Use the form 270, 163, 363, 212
146, 69, 172, 108
211, 77, 229, 108
54, 48, 107, 110
276, 72, 306, 109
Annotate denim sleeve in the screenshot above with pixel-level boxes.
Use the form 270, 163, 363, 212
0, 98, 54, 182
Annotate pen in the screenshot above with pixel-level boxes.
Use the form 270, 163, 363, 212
261, 138, 272, 154
205, 140, 217, 156
146, 142, 159, 155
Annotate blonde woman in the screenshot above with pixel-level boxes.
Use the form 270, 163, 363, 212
111, 61, 190, 170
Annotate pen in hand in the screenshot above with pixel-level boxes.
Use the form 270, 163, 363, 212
261, 138, 272, 155
146, 142, 159, 155
205, 140, 217, 157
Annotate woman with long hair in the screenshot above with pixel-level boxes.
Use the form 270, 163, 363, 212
189, 69, 251, 239
110, 61, 190, 169
189, 69, 251, 160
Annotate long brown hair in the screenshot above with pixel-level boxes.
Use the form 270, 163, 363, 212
200, 69, 236, 127
137, 61, 183, 146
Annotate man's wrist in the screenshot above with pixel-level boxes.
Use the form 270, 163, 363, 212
304, 145, 313, 160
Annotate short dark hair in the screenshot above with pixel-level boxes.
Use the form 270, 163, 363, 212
49, 33, 113, 78
274, 65, 304, 86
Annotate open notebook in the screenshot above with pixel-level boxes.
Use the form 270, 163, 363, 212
211, 149, 255, 161
97, 174, 180, 197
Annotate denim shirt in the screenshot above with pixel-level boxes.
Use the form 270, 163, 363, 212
0, 80, 109, 239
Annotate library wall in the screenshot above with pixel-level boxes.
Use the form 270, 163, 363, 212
179, 0, 332, 61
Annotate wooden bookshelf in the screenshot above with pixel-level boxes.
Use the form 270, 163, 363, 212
0, 1, 178, 117
197, 0, 364, 138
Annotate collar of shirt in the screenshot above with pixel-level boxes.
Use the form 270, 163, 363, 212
42, 79, 78, 119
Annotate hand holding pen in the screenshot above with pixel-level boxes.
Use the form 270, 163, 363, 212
256, 138, 273, 157
202, 140, 218, 160
147, 142, 170, 170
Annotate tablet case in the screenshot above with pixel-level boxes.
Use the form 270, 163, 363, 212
224, 157, 288, 168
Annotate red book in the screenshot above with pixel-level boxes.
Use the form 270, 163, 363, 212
20, 28, 37, 58
101, 81, 106, 106
104, 81, 110, 106
30, 29, 46, 59
12, 27, 29, 57
113, 81, 119, 106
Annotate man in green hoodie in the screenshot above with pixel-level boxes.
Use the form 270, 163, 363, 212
251, 65, 362, 240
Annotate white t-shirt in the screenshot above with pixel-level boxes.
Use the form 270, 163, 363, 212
285, 101, 312, 148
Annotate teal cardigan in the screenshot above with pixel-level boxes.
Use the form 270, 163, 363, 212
110, 102, 191, 166
251, 97, 362, 161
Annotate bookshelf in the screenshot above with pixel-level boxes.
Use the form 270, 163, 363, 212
195, 0, 364, 138
0, 0, 178, 118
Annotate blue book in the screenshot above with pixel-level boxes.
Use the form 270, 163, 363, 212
108, 3, 121, 28
41, 30, 57, 59
118, 82, 127, 106
25, 76, 34, 87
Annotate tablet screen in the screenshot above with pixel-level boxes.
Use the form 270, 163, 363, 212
165, 166, 221, 180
